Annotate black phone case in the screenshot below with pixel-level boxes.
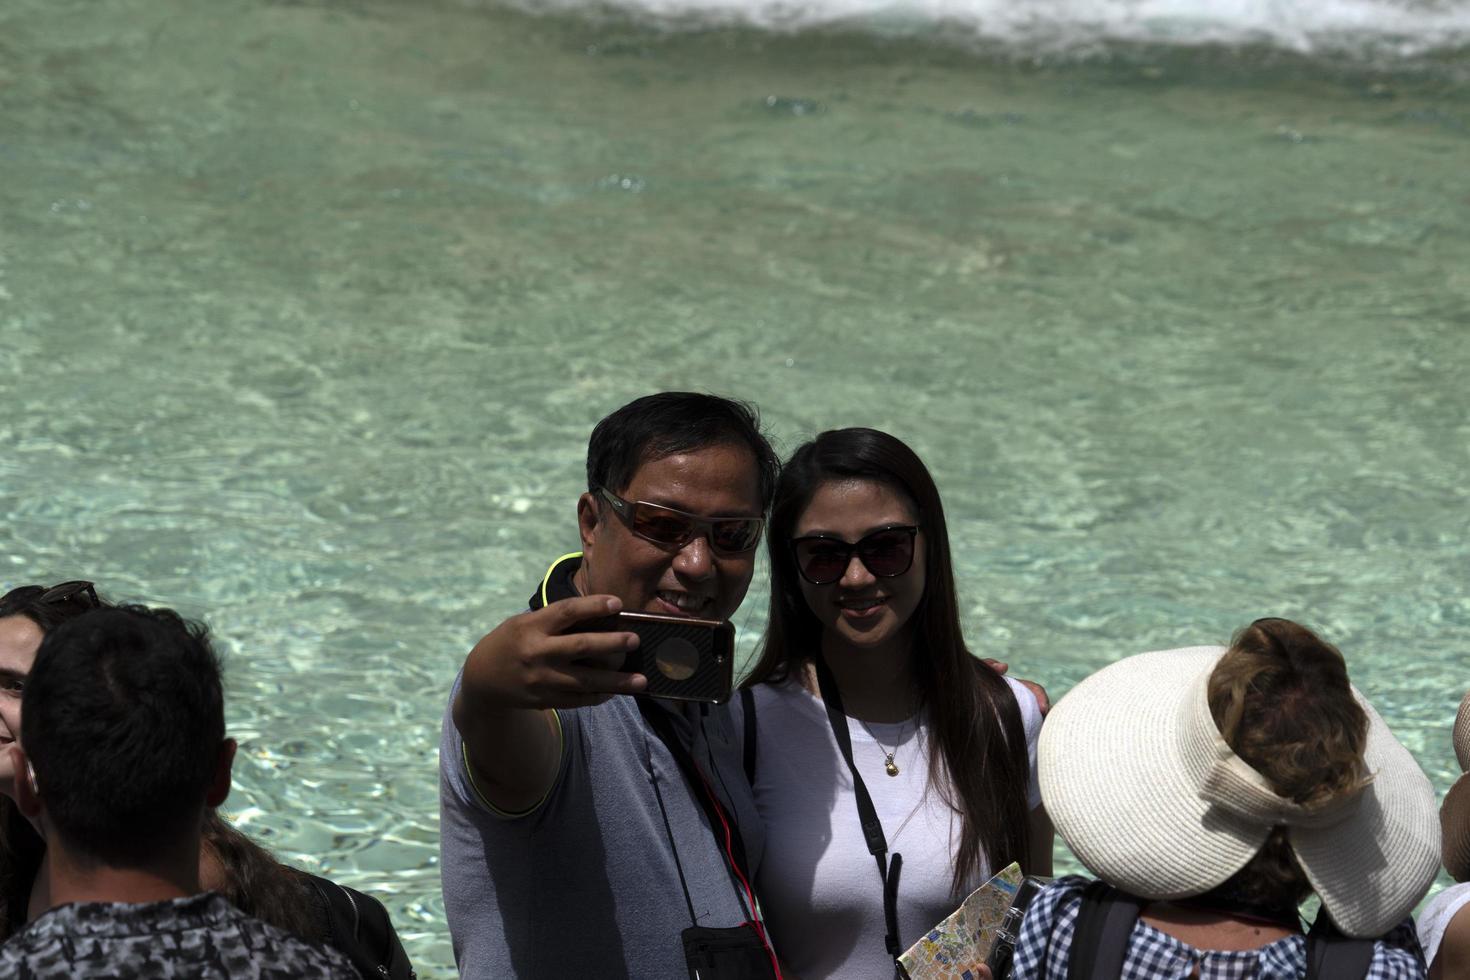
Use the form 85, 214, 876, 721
581, 612, 735, 703
623, 613, 734, 703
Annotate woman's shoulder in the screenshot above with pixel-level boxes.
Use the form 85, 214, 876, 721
733, 677, 828, 748
1001, 673, 1045, 742
749, 675, 820, 712
1009, 876, 1093, 979
1032, 874, 1091, 908
1019, 875, 1092, 936
749, 674, 800, 698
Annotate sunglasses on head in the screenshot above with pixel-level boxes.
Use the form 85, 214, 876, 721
597, 487, 765, 557
37, 581, 100, 608
790, 525, 919, 585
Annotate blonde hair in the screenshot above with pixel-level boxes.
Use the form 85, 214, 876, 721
1202, 618, 1370, 908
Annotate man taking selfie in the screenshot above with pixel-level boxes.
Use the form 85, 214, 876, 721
440, 392, 782, 979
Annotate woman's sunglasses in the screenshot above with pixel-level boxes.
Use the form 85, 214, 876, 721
36, 580, 100, 608
790, 526, 919, 586
598, 488, 765, 557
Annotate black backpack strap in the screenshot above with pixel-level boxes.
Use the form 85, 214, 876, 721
740, 686, 758, 787
1066, 881, 1144, 980
1305, 911, 1375, 980
305, 873, 417, 980
812, 657, 904, 964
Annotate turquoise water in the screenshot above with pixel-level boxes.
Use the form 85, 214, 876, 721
3, 0, 1469, 973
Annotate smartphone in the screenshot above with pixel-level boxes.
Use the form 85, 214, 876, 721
578, 611, 735, 704
984, 876, 1046, 979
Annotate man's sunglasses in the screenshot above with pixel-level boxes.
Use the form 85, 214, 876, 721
790, 526, 920, 585
36, 580, 100, 608
597, 488, 764, 557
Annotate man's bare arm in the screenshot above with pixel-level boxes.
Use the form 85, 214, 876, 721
452, 595, 644, 813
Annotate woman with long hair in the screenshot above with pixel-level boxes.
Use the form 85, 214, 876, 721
0, 581, 414, 979
742, 428, 1052, 979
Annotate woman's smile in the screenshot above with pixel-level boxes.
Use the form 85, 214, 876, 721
836, 595, 888, 620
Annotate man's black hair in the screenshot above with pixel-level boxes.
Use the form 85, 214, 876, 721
22, 605, 226, 867
586, 392, 780, 510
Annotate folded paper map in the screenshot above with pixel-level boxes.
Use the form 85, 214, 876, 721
897, 861, 1024, 980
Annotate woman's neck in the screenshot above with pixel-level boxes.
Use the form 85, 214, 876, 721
1140, 900, 1299, 952
805, 633, 919, 723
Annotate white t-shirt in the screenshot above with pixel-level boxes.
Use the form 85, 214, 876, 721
740, 675, 1043, 980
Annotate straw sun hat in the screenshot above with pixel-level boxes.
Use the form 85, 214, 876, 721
1442, 690, 1470, 882
1039, 645, 1441, 939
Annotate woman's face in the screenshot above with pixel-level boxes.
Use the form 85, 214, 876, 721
0, 614, 43, 799
791, 478, 926, 658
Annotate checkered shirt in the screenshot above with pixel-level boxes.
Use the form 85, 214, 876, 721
1009, 875, 1427, 980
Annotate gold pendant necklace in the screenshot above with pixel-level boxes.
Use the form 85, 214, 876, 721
859, 718, 907, 777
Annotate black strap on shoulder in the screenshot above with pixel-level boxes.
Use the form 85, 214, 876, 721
305, 873, 417, 980
1066, 880, 1144, 980
812, 657, 904, 966
635, 697, 756, 912
1305, 910, 1374, 980
740, 687, 758, 787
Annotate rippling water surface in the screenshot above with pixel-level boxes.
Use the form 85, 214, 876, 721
2, 0, 1468, 973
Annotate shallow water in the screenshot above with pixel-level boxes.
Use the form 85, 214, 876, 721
2, 0, 1469, 973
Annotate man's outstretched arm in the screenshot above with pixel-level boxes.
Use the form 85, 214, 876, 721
452, 595, 645, 813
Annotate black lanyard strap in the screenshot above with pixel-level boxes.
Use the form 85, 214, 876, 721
642, 720, 700, 928
813, 658, 904, 962
635, 698, 756, 912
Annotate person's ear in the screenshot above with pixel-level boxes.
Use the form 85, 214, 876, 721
205, 738, 236, 809
11, 746, 42, 819
577, 492, 602, 552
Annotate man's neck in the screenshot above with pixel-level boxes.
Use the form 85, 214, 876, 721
570, 561, 589, 599
43, 836, 204, 910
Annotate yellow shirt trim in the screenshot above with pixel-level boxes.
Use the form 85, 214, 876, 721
540, 552, 583, 608
461, 709, 565, 819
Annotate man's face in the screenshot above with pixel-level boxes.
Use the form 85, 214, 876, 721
576, 443, 763, 622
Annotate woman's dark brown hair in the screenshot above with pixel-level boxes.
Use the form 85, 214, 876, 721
1203, 618, 1370, 910
202, 811, 324, 940
744, 427, 1033, 893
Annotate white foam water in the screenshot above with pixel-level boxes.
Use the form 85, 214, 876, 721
501, 0, 1470, 57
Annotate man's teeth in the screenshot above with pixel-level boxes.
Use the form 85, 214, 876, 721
659, 592, 705, 611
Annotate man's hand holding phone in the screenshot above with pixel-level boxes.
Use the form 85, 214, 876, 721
455, 596, 736, 813
466, 595, 649, 712
454, 596, 645, 814
574, 611, 735, 704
